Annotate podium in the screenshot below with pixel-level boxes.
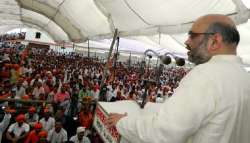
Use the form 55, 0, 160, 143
93, 100, 162, 143
93, 102, 120, 143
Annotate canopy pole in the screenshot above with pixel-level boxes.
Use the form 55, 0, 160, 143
100, 29, 118, 88
128, 52, 131, 69
87, 39, 90, 57
113, 37, 120, 76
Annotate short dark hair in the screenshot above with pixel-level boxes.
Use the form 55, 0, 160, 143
55, 119, 62, 123
206, 22, 240, 45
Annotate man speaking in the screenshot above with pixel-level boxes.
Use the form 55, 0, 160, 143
106, 14, 250, 143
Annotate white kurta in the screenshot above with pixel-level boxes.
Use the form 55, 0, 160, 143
0, 114, 11, 143
47, 128, 67, 143
116, 55, 250, 143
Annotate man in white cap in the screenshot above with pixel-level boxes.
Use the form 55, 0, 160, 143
69, 126, 90, 143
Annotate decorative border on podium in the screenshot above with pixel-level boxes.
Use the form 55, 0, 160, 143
93, 102, 121, 143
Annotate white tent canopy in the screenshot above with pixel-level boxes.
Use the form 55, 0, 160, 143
1, 0, 249, 41
1, 0, 250, 64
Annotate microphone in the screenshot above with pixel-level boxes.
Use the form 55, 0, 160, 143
147, 54, 153, 59
175, 58, 185, 66
144, 49, 185, 66
159, 55, 171, 65
139, 49, 186, 108
161, 53, 186, 66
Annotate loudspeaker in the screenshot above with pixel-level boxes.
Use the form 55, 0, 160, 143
35, 32, 41, 39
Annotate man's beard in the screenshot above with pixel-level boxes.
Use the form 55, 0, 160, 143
187, 37, 212, 65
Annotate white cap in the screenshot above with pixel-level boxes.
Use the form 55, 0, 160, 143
46, 71, 52, 74
3, 54, 10, 61
77, 127, 85, 134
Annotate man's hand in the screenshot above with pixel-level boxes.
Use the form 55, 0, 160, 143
106, 113, 127, 128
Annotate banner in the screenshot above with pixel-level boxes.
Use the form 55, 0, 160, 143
93, 103, 120, 143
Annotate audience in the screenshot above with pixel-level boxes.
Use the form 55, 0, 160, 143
47, 120, 67, 143
0, 112, 11, 142
0, 41, 189, 143
70, 126, 90, 143
6, 114, 30, 142
24, 122, 43, 143
25, 106, 39, 127
39, 109, 55, 132
0, 32, 26, 42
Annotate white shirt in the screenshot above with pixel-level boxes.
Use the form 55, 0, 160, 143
0, 114, 11, 142
32, 87, 45, 99
25, 113, 39, 126
27, 68, 33, 76
7, 122, 30, 138
47, 128, 67, 143
70, 135, 91, 143
48, 91, 56, 102
15, 86, 26, 99
93, 90, 100, 100
116, 55, 250, 143
30, 79, 43, 86
40, 117, 55, 132
107, 90, 116, 101
22, 80, 29, 89
155, 97, 164, 103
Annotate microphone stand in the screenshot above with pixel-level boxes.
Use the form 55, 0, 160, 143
140, 79, 156, 108
138, 54, 156, 109
138, 49, 186, 108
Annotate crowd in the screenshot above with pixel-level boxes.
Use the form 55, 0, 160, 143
0, 43, 189, 143
0, 33, 26, 42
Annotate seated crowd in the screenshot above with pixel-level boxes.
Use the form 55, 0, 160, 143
0, 43, 189, 143
0, 33, 26, 42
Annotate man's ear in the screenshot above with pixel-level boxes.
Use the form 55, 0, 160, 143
208, 33, 222, 51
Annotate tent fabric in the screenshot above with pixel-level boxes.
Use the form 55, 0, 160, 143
0, 0, 22, 34
9, 0, 250, 41
16, 0, 84, 42
21, 8, 69, 41
1, 0, 250, 64
1, 0, 250, 41
0, 0, 69, 41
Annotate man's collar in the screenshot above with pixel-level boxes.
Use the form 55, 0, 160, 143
209, 55, 242, 63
